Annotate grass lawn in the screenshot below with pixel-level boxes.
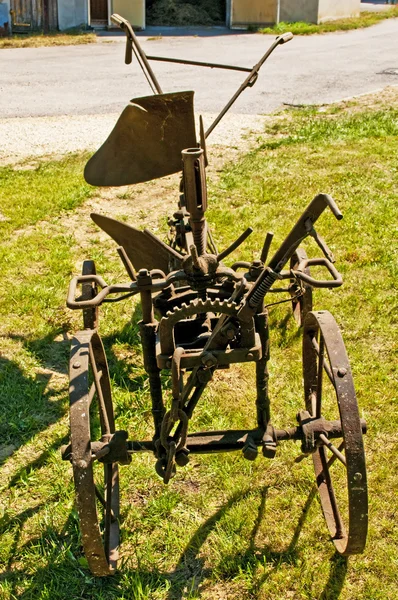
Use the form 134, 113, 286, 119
260, 7, 398, 35
0, 93, 397, 599
0, 31, 97, 50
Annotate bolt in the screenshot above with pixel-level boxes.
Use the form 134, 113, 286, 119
337, 367, 347, 378
246, 352, 254, 360
77, 459, 88, 469
166, 361, 172, 369
353, 472, 362, 482
225, 327, 235, 340
72, 361, 81, 369
175, 449, 190, 467
201, 353, 217, 368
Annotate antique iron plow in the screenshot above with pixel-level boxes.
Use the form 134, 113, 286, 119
64, 15, 368, 576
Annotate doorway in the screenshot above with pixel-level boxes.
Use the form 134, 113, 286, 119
90, 0, 108, 27
146, 0, 227, 26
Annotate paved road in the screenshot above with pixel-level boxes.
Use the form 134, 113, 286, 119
1, 18, 397, 162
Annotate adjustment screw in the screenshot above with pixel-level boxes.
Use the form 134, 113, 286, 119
337, 367, 347, 378
353, 472, 362, 482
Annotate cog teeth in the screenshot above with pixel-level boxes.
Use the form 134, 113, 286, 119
159, 298, 240, 331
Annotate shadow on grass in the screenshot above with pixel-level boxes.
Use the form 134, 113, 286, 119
0, 348, 67, 457
0, 303, 152, 459
0, 483, 348, 599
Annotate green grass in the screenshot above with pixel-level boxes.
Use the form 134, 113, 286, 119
260, 7, 398, 35
0, 98, 397, 599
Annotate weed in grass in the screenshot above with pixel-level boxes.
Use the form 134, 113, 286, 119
260, 8, 398, 36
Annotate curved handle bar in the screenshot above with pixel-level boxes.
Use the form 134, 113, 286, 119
322, 194, 343, 221
67, 267, 246, 310
110, 13, 134, 64
110, 13, 163, 93
292, 258, 343, 289
67, 274, 137, 309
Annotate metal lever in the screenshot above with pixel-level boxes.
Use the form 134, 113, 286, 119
205, 32, 293, 138
292, 258, 343, 288
306, 224, 336, 263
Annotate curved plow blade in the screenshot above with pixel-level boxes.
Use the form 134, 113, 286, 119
84, 91, 197, 187
91, 213, 182, 274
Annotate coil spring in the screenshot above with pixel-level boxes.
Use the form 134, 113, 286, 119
249, 270, 279, 309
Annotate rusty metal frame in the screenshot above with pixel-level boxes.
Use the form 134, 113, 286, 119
64, 16, 368, 576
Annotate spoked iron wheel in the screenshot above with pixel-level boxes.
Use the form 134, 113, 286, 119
69, 329, 119, 576
82, 260, 99, 330
303, 310, 368, 555
290, 248, 313, 326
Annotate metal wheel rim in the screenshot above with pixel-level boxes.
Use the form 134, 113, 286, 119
303, 310, 368, 555
69, 329, 119, 575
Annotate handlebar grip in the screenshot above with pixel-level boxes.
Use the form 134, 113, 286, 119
67, 274, 109, 309
110, 13, 124, 26
323, 194, 343, 220
125, 38, 132, 64
279, 32, 293, 44
293, 258, 343, 289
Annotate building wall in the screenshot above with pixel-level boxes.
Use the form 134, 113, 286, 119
280, 0, 319, 24
318, 0, 360, 22
113, 0, 144, 28
0, 0, 10, 29
280, 0, 360, 24
230, 0, 276, 27
58, 0, 87, 30
10, 0, 57, 31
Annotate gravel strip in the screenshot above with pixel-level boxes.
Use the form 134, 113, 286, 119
0, 112, 268, 166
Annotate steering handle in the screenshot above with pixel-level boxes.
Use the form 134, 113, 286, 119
292, 258, 343, 289
278, 32, 293, 44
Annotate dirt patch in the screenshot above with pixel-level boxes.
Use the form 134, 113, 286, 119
336, 84, 398, 112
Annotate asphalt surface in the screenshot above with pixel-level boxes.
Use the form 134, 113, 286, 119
1, 18, 397, 162
2, 18, 398, 118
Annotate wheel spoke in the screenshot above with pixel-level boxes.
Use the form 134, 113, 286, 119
104, 464, 113, 559
316, 334, 324, 419
88, 380, 98, 407
327, 441, 345, 469
311, 335, 334, 386
319, 434, 346, 466
89, 343, 110, 434
319, 447, 344, 539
